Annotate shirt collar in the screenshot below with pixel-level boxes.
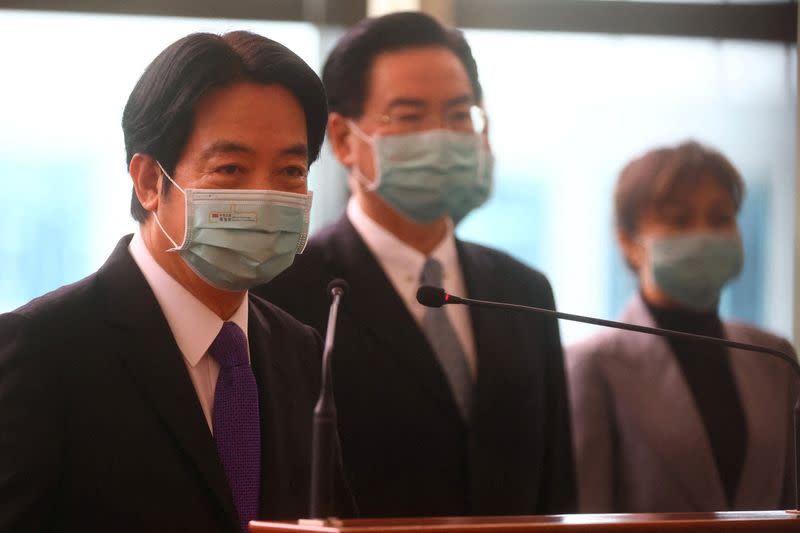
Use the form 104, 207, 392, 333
128, 231, 249, 367
346, 197, 459, 283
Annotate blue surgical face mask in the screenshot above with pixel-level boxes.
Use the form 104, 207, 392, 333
349, 123, 494, 224
153, 162, 312, 291
645, 232, 744, 311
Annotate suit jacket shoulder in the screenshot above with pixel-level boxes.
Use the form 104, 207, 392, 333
8, 264, 104, 346
566, 301, 798, 382
725, 321, 797, 355
248, 291, 323, 373
457, 239, 555, 304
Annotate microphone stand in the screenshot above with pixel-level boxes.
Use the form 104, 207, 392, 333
435, 289, 800, 513
306, 280, 347, 523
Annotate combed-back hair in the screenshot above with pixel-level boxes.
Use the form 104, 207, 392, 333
122, 31, 327, 222
322, 11, 482, 118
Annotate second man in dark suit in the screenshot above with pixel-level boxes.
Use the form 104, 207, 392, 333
256, 12, 576, 517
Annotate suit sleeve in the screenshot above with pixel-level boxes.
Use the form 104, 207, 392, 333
0, 313, 63, 530
534, 281, 578, 514
566, 339, 615, 512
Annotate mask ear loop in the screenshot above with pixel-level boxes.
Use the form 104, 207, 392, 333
346, 120, 382, 192
153, 161, 187, 251
295, 191, 314, 254
474, 111, 495, 189
475, 134, 488, 188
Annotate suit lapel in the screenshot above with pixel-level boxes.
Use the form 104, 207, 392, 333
325, 216, 463, 421
456, 240, 529, 507
728, 326, 789, 508
247, 301, 297, 515
455, 241, 511, 372
456, 241, 488, 358
617, 296, 727, 510
97, 236, 238, 529
456, 240, 513, 414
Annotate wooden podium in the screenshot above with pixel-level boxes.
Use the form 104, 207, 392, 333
251, 511, 800, 532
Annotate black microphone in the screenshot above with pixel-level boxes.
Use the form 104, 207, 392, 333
309, 278, 349, 519
416, 284, 800, 512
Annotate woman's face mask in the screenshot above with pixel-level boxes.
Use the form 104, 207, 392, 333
643, 231, 744, 311
348, 122, 494, 225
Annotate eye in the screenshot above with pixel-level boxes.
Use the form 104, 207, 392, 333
281, 165, 308, 179
710, 212, 735, 227
215, 164, 245, 175
394, 113, 424, 124
659, 210, 691, 228
447, 110, 471, 123
671, 214, 691, 227
446, 110, 474, 132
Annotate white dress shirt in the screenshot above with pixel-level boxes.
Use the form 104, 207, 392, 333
346, 198, 477, 378
128, 232, 250, 433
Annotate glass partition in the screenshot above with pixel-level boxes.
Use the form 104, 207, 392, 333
0, 10, 320, 312
456, 29, 796, 344
1, 11, 796, 350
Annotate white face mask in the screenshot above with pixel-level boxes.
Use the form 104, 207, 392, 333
348, 122, 494, 224
153, 162, 313, 291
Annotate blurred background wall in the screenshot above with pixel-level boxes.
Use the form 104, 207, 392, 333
0, 0, 795, 346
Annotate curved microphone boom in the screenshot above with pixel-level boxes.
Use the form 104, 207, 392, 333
416, 285, 799, 370
309, 278, 349, 519
416, 284, 800, 512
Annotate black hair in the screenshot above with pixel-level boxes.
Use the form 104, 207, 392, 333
322, 11, 482, 118
122, 30, 328, 222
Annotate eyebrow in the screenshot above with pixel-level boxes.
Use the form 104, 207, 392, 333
280, 143, 309, 159
199, 140, 308, 160
200, 141, 256, 161
444, 94, 474, 108
385, 98, 426, 110
384, 94, 475, 111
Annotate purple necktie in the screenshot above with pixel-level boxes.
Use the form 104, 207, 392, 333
210, 321, 261, 532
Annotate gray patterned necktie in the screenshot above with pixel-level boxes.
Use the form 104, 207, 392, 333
420, 257, 473, 422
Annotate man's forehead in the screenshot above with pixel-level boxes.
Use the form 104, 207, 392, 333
364, 47, 473, 109
369, 47, 466, 79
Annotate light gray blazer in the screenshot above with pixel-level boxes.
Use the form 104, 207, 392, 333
566, 295, 797, 513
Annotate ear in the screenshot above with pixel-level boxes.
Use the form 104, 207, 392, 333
617, 228, 644, 272
129, 153, 163, 214
327, 112, 356, 167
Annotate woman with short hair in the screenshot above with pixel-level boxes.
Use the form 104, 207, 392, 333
567, 140, 796, 513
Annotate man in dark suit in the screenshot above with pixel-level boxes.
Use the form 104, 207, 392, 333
254, 12, 576, 518
0, 31, 350, 532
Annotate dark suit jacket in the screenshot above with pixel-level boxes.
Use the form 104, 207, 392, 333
0, 235, 350, 533
254, 215, 576, 517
